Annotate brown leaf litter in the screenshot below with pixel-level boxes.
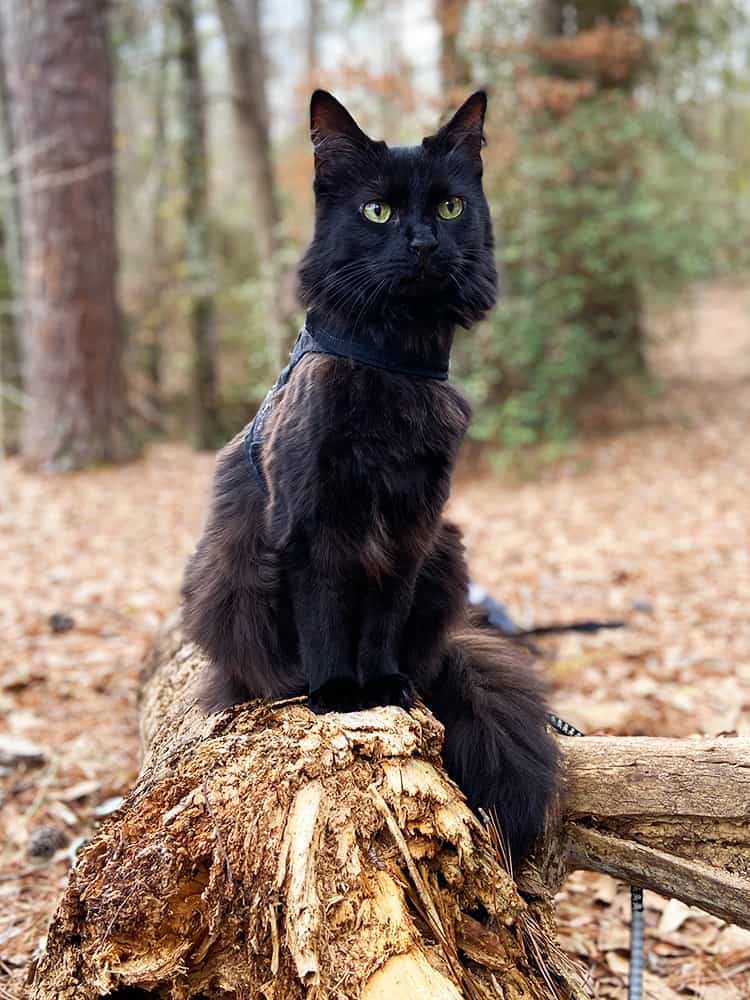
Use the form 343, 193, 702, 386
1, 281, 749, 997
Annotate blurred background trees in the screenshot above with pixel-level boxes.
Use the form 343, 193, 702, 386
171, 0, 221, 448
455, 0, 750, 457
0, 0, 748, 468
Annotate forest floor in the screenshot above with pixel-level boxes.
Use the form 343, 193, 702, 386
1, 279, 749, 999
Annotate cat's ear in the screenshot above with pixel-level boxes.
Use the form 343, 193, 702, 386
310, 90, 373, 174
424, 90, 487, 163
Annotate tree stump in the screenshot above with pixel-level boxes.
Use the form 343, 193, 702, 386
29, 614, 750, 998
29, 615, 584, 1000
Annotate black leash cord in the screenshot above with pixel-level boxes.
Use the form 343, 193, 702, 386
547, 712, 644, 1000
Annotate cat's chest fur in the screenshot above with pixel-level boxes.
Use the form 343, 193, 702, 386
263, 354, 471, 542
326, 364, 467, 454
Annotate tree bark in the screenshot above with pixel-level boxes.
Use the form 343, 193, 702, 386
549, 737, 750, 928
215, 0, 278, 266
171, 0, 221, 450
143, 14, 172, 420
27, 616, 750, 998
215, 0, 289, 371
306, 0, 322, 82
4, 0, 131, 471
0, 2, 21, 453
0, 2, 23, 334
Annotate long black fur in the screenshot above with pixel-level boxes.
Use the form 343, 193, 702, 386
182, 90, 559, 866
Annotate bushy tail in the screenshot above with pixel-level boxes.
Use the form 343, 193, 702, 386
424, 628, 559, 868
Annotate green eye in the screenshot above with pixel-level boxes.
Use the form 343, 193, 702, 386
362, 201, 392, 224
437, 196, 464, 220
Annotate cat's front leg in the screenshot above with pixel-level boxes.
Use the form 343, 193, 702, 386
356, 571, 418, 710
288, 561, 363, 713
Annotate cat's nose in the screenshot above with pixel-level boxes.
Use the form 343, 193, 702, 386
408, 229, 438, 257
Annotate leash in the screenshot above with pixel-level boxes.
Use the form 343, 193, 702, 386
547, 712, 644, 1000
468, 585, 624, 638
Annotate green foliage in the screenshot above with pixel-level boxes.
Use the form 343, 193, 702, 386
453, 89, 750, 454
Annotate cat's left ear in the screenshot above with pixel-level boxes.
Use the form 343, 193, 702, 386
424, 91, 487, 163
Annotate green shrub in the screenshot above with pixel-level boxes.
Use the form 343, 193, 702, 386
452, 91, 750, 454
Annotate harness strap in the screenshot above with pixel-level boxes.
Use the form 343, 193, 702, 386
308, 322, 449, 381
244, 317, 450, 490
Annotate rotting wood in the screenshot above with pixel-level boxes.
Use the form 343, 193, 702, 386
29, 614, 584, 1000
28, 614, 750, 998
546, 735, 750, 929
565, 826, 750, 928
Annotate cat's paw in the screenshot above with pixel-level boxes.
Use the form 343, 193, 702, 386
308, 677, 365, 714
361, 672, 416, 711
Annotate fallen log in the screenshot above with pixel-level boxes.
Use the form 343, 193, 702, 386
552, 736, 750, 928
28, 615, 750, 999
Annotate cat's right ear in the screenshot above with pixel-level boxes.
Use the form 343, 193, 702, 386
310, 90, 373, 175
423, 90, 488, 165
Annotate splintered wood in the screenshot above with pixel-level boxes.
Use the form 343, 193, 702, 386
27, 616, 750, 998
29, 617, 582, 1000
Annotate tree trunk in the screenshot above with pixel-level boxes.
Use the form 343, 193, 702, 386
0, 3, 23, 324
214, 0, 278, 266
0, 3, 21, 454
172, 0, 221, 450
144, 15, 172, 420
28, 615, 750, 998
547, 737, 750, 928
215, 0, 289, 371
4, 0, 131, 472
435, 0, 470, 97
306, 0, 322, 82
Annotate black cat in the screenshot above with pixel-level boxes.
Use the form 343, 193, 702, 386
182, 90, 558, 865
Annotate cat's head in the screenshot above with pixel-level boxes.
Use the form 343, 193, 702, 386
298, 91, 497, 335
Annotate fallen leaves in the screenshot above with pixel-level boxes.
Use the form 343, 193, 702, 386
0, 444, 213, 994
1, 284, 749, 997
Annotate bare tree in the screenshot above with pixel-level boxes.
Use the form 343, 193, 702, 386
3, 0, 131, 471
435, 0, 471, 95
171, 0, 221, 449
306, 0, 321, 81
145, 13, 173, 419
0, 5, 22, 308
215, 0, 288, 370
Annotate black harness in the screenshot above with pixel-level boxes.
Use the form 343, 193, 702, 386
244, 316, 450, 490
